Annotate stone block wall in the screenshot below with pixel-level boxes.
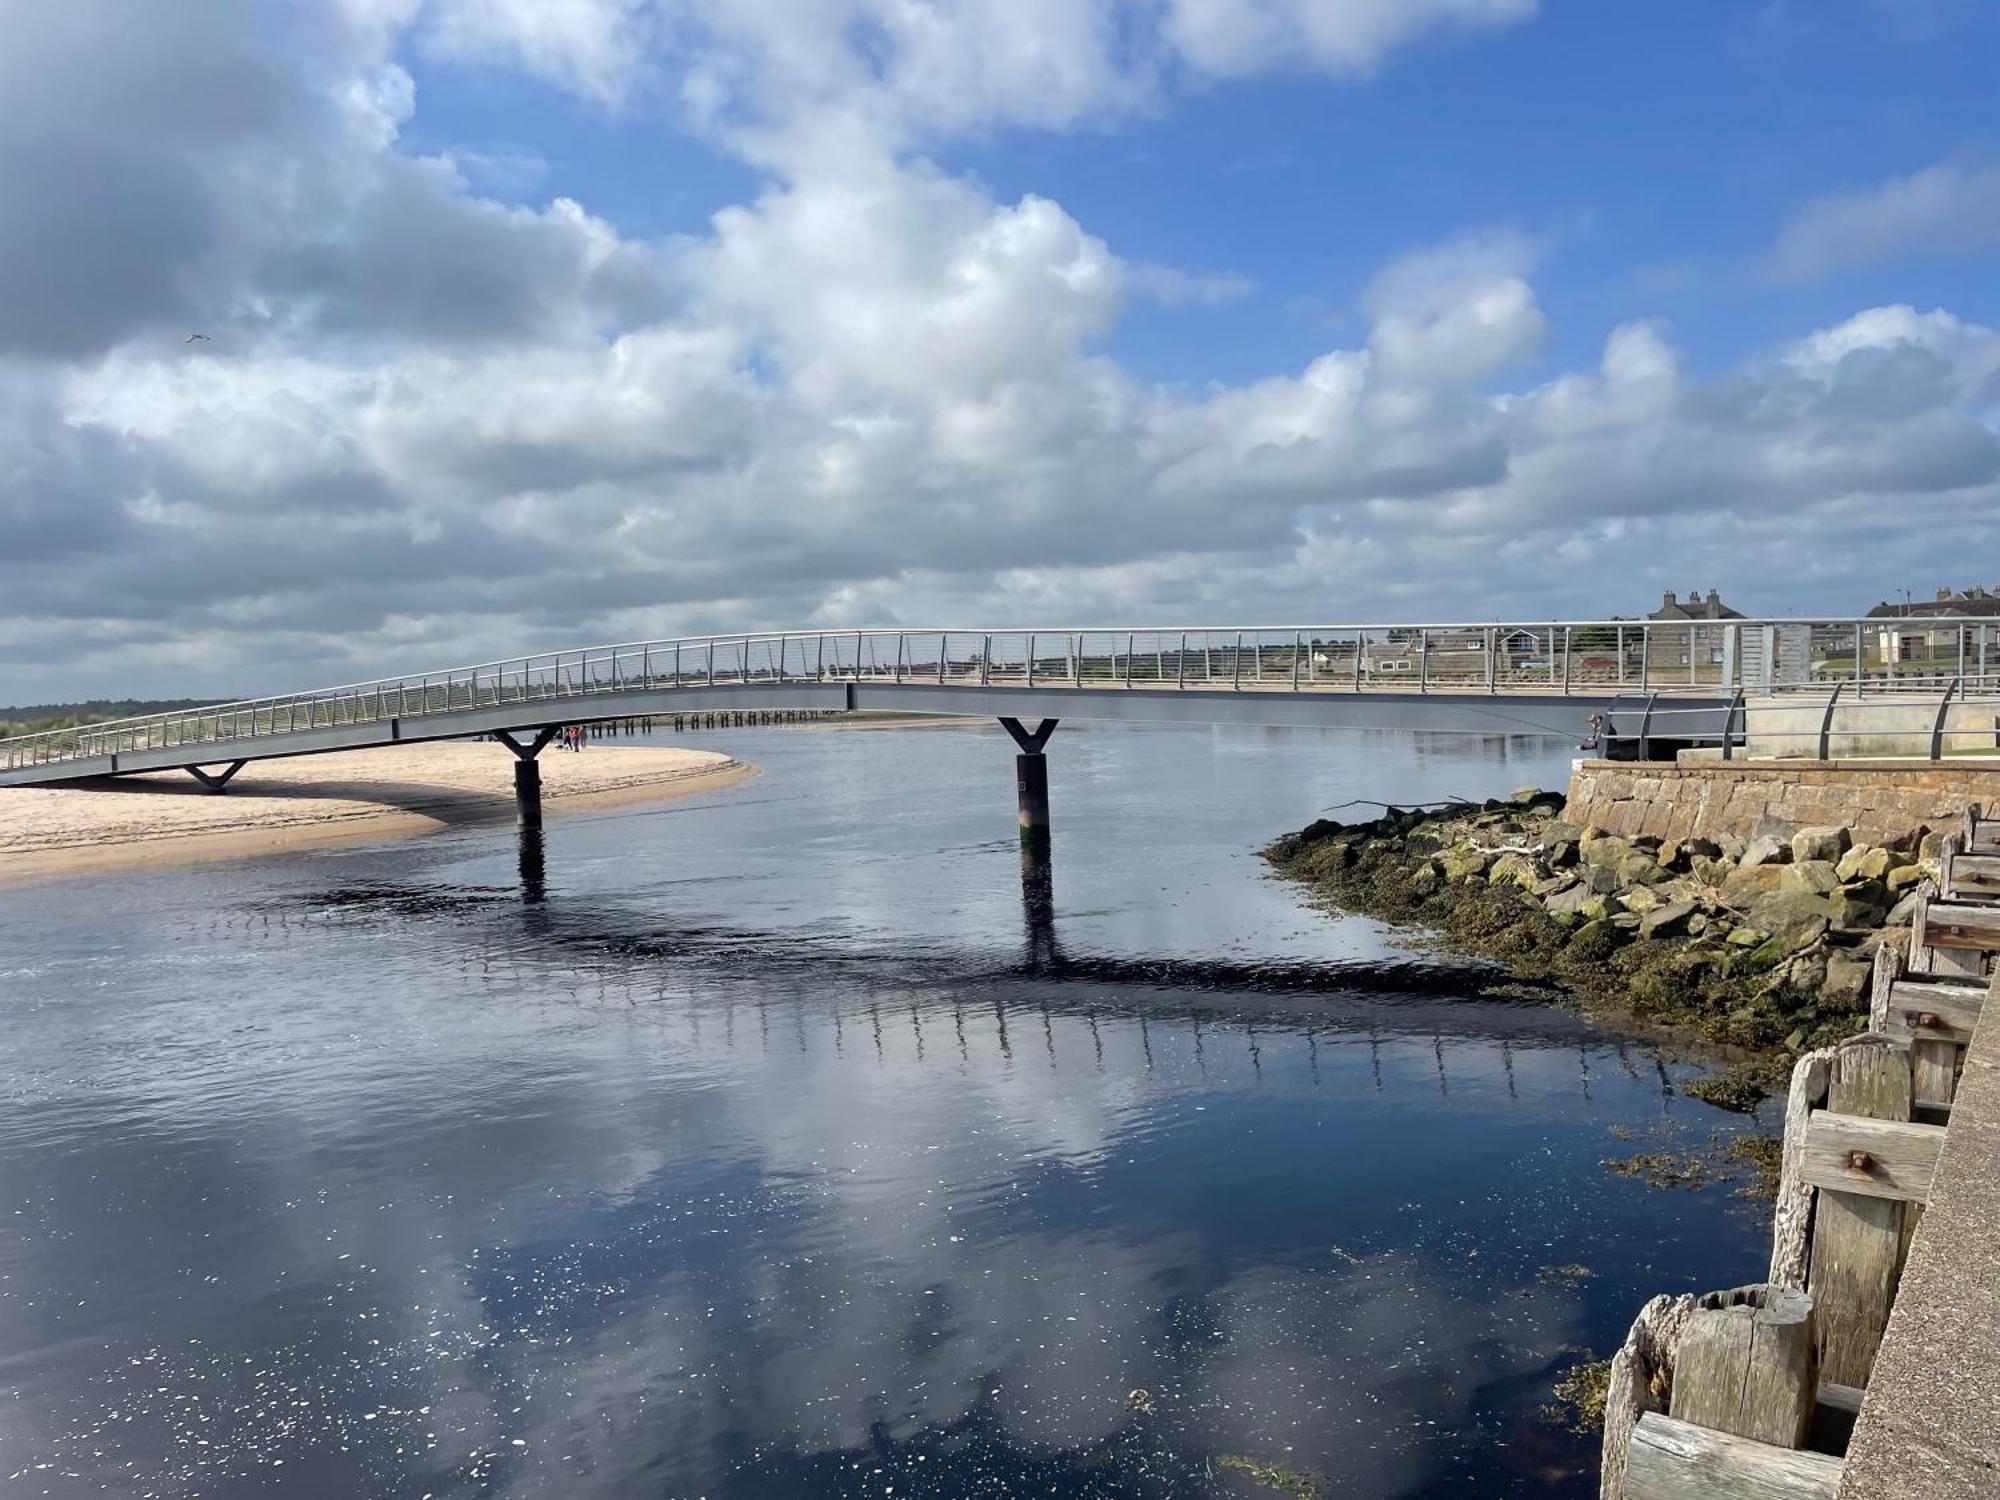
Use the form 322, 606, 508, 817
1563, 760, 2000, 849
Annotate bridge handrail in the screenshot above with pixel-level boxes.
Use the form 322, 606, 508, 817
5, 617, 1999, 771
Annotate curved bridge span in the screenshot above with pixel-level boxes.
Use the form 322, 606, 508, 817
0, 622, 1772, 791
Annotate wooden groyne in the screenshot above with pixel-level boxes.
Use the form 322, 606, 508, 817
1599, 807, 1999, 1497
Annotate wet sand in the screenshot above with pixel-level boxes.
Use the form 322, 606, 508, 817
0, 741, 753, 883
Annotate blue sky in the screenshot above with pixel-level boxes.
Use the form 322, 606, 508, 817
3, 0, 1999, 698
400, 0, 2000, 386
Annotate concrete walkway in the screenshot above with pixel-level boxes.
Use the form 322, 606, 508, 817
1838, 983, 2000, 1498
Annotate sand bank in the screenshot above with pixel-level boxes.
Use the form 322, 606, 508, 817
0, 741, 753, 883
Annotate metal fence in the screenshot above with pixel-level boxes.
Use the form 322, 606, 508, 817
6, 618, 2000, 772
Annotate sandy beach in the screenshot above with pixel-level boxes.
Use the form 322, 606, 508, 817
0, 741, 753, 882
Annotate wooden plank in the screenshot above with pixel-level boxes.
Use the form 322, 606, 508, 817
1922, 897, 2000, 961
1799, 1113, 1941, 1203
1670, 1287, 1816, 1448
1945, 852, 2000, 899
1625, 1413, 1841, 1500
1912, 1037, 1959, 1107
1806, 1042, 1916, 1390
1868, 941, 1898, 1035
1879, 976, 1985, 1044
1968, 801, 1995, 856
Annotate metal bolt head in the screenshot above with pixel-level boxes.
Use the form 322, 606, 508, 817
1846, 1150, 1876, 1173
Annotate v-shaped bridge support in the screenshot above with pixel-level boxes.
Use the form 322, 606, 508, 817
494, 727, 562, 826
998, 718, 1058, 852
185, 760, 246, 793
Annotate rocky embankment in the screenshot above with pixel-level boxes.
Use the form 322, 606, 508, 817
1264, 790, 1931, 1106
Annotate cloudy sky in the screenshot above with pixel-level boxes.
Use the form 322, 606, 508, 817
4, 0, 1999, 702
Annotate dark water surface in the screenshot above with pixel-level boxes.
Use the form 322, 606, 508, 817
0, 724, 1767, 1498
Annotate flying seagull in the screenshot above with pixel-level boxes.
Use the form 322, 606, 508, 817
184, 332, 210, 343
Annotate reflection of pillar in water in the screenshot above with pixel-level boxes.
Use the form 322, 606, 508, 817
517, 825, 546, 902
1021, 843, 1058, 970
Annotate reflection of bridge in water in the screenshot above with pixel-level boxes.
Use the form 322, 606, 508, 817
295, 830, 1694, 1115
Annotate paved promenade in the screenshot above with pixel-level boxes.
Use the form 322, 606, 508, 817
1838, 988, 2000, 1499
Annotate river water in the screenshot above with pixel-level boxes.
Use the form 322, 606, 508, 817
0, 723, 1767, 1499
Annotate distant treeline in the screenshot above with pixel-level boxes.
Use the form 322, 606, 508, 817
1, 698, 222, 738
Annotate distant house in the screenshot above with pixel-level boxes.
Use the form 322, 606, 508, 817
1645, 589, 1745, 672
1866, 586, 2000, 663
1648, 588, 1746, 624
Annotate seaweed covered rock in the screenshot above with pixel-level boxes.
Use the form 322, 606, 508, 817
1261, 788, 1935, 1107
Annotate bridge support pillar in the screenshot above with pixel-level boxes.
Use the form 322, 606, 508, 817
513, 758, 543, 828
186, 760, 246, 794
998, 717, 1057, 853
495, 727, 561, 828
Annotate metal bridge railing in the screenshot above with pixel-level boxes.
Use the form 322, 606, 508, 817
5, 618, 1999, 773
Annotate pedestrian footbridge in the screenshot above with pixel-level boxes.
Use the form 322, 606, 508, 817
2, 620, 1993, 795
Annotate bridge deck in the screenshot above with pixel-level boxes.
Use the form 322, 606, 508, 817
0, 677, 1711, 787
15, 615, 1994, 787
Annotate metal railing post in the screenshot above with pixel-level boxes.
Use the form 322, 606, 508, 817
1419, 627, 1429, 693
1561, 626, 1571, 695
981, 634, 991, 686
1932, 678, 1960, 762
1233, 632, 1242, 690
1818, 682, 1843, 760
1292, 631, 1302, 691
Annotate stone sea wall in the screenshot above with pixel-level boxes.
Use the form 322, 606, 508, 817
1564, 761, 2000, 851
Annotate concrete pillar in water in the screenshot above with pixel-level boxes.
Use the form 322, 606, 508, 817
1016, 752, 1049, 849
998, 717, 1058, 851
514, 757, 542, 828
494, 726, 561, 829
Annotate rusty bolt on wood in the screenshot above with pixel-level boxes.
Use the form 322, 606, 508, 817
1910, 1011, 1944, 1031
1846, 1150, 1877, 1173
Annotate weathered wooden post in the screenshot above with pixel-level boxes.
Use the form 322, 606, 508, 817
1807, 1037, 1911, 1387
1668, 1286, 1817, 1447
